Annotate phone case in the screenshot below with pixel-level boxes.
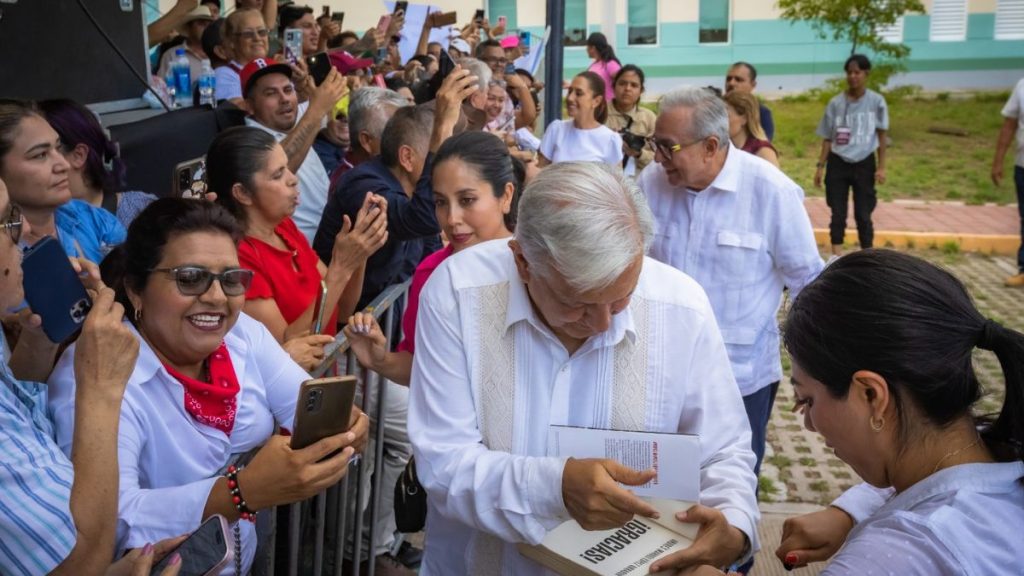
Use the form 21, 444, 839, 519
22, 237, 92, 343
290, 376, 358, 451
150, 515, 232, 576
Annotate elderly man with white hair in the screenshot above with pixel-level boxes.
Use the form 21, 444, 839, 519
637, 86, 824, 490
408, 162, 760, 575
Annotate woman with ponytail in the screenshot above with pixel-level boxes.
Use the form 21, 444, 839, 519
692, 249, 1024, 576
584, 32, 620, 103
775, 250, 1024, 574
39, 99, 157, 228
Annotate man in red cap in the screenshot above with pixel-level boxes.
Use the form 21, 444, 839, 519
241, 57, 347, 242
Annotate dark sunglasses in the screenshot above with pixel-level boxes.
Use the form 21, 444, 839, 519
1, 204, 23, 244
151, 266, 254, 297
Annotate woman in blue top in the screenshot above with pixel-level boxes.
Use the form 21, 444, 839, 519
39, 99, 158, 229
0, 99, 125, 263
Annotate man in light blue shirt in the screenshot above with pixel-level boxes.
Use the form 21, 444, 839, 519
637, 86, 824, 484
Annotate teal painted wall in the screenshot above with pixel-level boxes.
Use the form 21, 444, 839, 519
523, 12, 1024, 79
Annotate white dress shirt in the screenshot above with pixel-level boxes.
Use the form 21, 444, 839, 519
825, 462, 1024, 574
47, 313, 309, 575
408, 239, 760, 576
638, 146, 824, 396
247, 102, 332, 244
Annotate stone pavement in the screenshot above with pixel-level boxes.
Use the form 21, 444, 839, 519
804, 197, 1020, 254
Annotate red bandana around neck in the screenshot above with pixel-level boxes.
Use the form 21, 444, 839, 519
162, 343, 240, 436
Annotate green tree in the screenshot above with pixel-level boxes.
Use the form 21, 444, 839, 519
778, 0, 925, 61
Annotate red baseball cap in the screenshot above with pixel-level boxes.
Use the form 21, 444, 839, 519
239, 57, 292, 97
328, 51, 374, 75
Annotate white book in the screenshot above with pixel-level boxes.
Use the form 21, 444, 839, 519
518, 427, 702, 576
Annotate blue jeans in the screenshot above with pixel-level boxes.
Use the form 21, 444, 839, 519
742, 381, 780, 479
1015, 166, 1024, 272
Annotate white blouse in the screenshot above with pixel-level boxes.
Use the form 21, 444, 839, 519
48, 313, 310, 574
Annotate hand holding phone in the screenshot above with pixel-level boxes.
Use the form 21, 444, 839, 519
393, 0, 408, 15
150, 515, 232, 576
473, 8, 485, 25
305, 52, 333, 85
22, 237, 93, 343
290, 376, 358, 451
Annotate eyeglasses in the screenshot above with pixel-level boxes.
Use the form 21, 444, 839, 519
1, 204, 23, 244
234, 28, 270, 41
645, 136, 706, 158
151, 266, 254, 297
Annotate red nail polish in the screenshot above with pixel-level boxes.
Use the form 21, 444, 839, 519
785, 552, 798, 564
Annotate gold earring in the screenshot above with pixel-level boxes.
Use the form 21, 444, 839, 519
870, 416, 884, 432
134, 308, 142, 323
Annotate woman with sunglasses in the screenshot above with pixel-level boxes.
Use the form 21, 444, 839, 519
0, 99, 125, 263
207, 126, 387, 370
537, 72, 621, 167
46, 198, 369, 575
216, 8, 270, 105
0, 179, 189, 575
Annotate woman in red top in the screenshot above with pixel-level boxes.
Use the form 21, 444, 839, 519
723, 90, 780, 168
208, 126, 387, 370
344, 131, 523, 385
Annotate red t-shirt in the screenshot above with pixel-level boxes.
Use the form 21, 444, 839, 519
238, 217, 339, 333
396, 245, 454, 355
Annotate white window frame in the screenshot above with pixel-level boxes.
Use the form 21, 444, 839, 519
876, 16, 905, 43
627, 0, 659, 47
698, 0, 732, 45
563, 0, 589, 48
995, 0, 1024, 40
929, 0, 968, 42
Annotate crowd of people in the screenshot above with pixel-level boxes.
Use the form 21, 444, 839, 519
2, 0, 1024, 575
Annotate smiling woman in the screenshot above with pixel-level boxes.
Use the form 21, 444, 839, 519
46, 198, 370, 575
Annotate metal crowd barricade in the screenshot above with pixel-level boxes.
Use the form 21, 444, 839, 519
257, 280, 411, 576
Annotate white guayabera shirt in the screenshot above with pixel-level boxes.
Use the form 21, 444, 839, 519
408, 238, 760, 576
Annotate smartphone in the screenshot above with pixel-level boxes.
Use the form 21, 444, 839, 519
425, 47, 456, 101
290, 376, 357, 452
505, 62, 516, 75
174, 157, 207, 199
473, 8, 485, 24
283, 28, 303, 65
497, 15, 507, 28
376, 13, 392, 35
373, 73, 387, 89
311, 280, 328, 335
519, 30, 530, 49
22, 237, 92, 343
321, 4, 330, 18
331, 11, 344, 25
306, 52, 332, 85
150, 515, 232, 576
393, 1, 408, 15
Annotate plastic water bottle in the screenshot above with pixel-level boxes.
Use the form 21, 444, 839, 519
198, 60, 216, 106
172, 48, 192, 108
164, 69, 177, 109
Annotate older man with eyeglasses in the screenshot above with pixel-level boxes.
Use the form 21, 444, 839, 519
637, 87, 823, 527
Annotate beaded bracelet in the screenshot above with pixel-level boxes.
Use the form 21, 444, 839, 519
225, 465, 257, 522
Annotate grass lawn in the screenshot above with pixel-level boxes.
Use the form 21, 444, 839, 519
770, 92, 1017, 204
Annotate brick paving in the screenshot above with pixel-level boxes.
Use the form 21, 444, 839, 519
804, 198, 1019, 236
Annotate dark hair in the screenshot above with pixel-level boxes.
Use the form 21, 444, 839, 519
385, 76, 411, 93
575, 71, 608, 124
783, 249, 1024, 464
202, 19, 228, 68
613, 64, 646, 92
379, 105, 433, 169
474, 39, 502, 58
730, 61, 757, 82
38, 99, 124, 196
433, 131, 523, 231
206, 126, 278, 226
845, 54, 872, 72
101, 198, 244, 324
331, 30, 359, 49
0, 99, 40, 162
278, 5, 314, 37
585, 32, 619, 65
410, 54, 434, 68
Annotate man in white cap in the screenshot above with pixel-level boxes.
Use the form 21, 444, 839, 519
156, 5, 215, 82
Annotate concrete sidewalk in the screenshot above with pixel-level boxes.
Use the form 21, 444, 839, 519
805, 197, 1020, 254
